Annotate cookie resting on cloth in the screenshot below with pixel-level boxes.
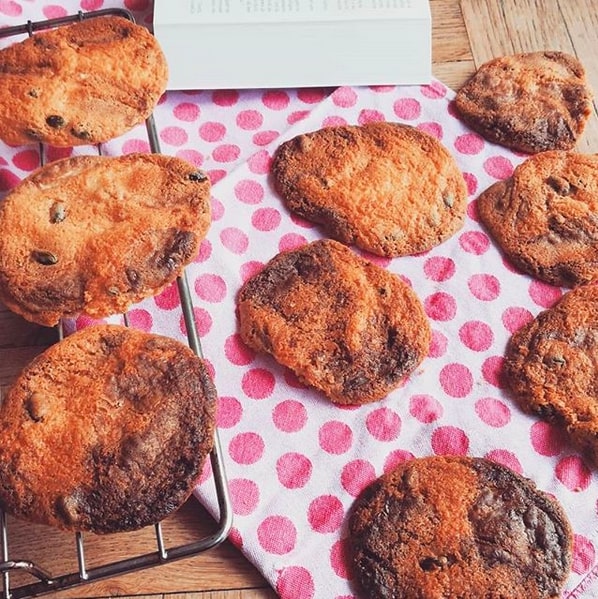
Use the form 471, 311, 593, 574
237, 239, 431, 405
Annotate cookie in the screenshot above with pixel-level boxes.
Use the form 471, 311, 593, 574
504, 284, 598, 464
349, 456, 573, 599
477, 150, 598, 288
237, 239, 431, 405
0, 153, 211, 326
0, 15, 168, 147
0, 324, 216, 534
454, 51, 593, 154
271, 122, 467, 257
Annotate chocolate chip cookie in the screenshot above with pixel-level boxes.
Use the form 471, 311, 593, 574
477, 150, 598, 288
455, 51, 593, 154
0, 324, 216, 533
271, 122, 467, 257
349, 456, 573, 599
504, 283, 598, 464
237, 239, 431, 405
0, 153, 211, 326
0, 15, 168, 147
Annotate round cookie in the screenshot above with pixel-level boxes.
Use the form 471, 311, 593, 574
477, 150, 598, 288
271, 122, 467, 258
237, 239, 431, 405
0, 15, 168, 147
0, 324, 216, 534
349, 456, 573, 599
0, 153, 211, 326
454, 51, 593, 154
504, 284, 598, 464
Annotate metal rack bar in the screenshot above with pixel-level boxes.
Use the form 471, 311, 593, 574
0, 8, 232, 599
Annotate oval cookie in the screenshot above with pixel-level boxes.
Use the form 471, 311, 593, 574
477, 150, 598, 288
455, 51, 593, 154
0, 153, 211, 326
349, 456, 573, 599
0, 324, 216, 533
271, 122, 467, 257
0, 15, 168, 146
504, 284, 598, 464
237, 239, 431, 405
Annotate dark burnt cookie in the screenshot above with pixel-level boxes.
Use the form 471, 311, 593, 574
504, 284, 598, 464
237, 239, 431, 405
477, 150, 598, 288
349, 456, 573, 599
0, 324, 216, 534
455, 51, 593, 154
0, 153, 211, 326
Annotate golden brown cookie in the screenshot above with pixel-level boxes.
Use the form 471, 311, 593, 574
271, 122, 467, 257
455, 51, 593, 154
0, 324, 216, 534
0, 15, 168, 147
0, 153, 211, 326
477, 150, 598, 288
504, 284, 598, 464
237, 239, 431, 405
349, 456, 573, 599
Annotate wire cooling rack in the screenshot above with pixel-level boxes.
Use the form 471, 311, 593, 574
0, 9, 232, 599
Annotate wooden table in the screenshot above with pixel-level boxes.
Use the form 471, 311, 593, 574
1, 1, 597, 598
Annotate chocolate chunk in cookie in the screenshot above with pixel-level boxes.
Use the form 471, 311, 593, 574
455, 51, 593, 154
349, 456, 573, 599
477, 150, 598, 288
237, 239, 431, 405
271, 122, 467, 257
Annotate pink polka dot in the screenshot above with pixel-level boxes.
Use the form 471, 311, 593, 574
420, 81, 448, 99
417, 121, 443, 139
529, 280, 562, 308
393, 98, 421, 120
208, 169, 227, 185
252, 207, 281, 232
179, 307, 212, 338
341, 459, 377, 497
308, 495, 344, 533
228, 527, 243, 549
428, 330, 448, 358
263, 90, 290, 110
484, 155, 515, 180
197, 455, 212, 484
319, 421, 353, 454
81, 0, 103, 9
454, 132, 485, 155
556, 455, 591, 492
462, 172, 478, 196
371, 85, 396, 93
240, 260, 264, 283
330, 539, 352, 580
279, 233, 308, 252
126, 309, 152, 331
234, 179, 264, 204
212, 89, 239, 106
253, 130, 279, 146
241, 368, 276, 400
229, 478, 259, 516
124, 0, 149, 9
298, 88, 329, 103
423, 256, 455, 282
459, 231, 490, 255
258, 516, 297, 555
284, 369, 308, 389
475, 398, 511, 427
277, 452, 312, 489
384, 449, 415, 473
530, 421, 567, 457
410, 394, 443, 423
122, 138, 150, 154
358, 109, 385, 124
288, 110, 310, 124
44, 5, 67, 18
332, 86, 358, 107
154, 282, 181, 310
572, 535, 595, 574
0, 0, 21, 14
45, 146, 73, 163
485, 449, 522, 474
194, 239, 213, 263
459, 320, 494, 351
210, 196, 225, 220
366, 408, 401, 442
224, 333, 255, 366
217, 396, 243, 428
272, 399, 308, 433
173, 102, 200, 122
481, 355, 504, 387
276, 566, 315, 599
194, 273, 227, 302
212, 144, 240, 163
176, 148, 204, 167
431, 426, 470, 455
323, 116, 348, 127
199, 121, 226, 142
501, 306, 533, 334
248, 149, 272, 174
424, 292, 457, 321
160, 126, 188, 146
468, 273, 500, 301
228, 432, 265, 465
0, 169, 21, 191
12, 149, 39, 171
220, 227, 249, 254
236, 109, 263, 130
439, 363, 473, 398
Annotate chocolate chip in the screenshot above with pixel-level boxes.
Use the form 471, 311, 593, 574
25, 392, 48, 422
27, 89, 39, 98
70, 127, 91, 141
49, 201, 66, 223
46, 115, 65, 129
126, 268, 140, 288
546, 175, 572, 195
25, 128, 43, 141
188, 171, 208, 182
32, 249, 58, 265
